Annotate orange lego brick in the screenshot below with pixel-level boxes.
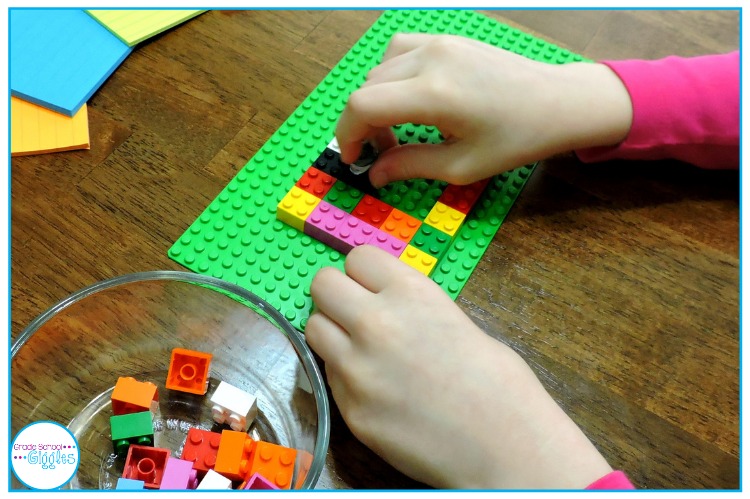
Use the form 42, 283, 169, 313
111, 376, 159, 415
399, 245, 438, 276
276, 186, 321, 232
214, 430, 255, 482
166, 348, 212, 395
380, 208, 422, 243
247, 441, 297, 490
424, 201, 466, 237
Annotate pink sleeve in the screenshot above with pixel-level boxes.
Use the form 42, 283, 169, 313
575, 51, 739, 169
585, 470, 636, 490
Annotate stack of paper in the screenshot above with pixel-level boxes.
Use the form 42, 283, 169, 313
10, 8, 206, 157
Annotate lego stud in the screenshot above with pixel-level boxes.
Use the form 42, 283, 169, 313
135, 457, 156, 482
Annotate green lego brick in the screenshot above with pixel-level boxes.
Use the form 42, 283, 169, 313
322, 180, 364, 213
168, 9, 587, 331
110, 411, 154, 458
410, 224, 453, 262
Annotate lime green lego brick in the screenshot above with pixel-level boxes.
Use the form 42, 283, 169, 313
169, 10, 584, 331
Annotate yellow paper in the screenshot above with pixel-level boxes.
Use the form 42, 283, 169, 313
11, 97, 90, 157
86, 10, 205, 46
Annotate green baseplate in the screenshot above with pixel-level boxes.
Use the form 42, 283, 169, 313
168, 9, 587, 331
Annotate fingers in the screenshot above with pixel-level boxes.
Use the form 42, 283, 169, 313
344, 245, 410, 293
369, 140, 477, 187
381, 32, 444, 62
304, 311, 351, 365
337, 80, 440, 163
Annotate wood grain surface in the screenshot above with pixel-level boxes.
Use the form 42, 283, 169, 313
11, 10, 739, 490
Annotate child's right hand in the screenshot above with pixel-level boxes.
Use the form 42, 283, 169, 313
336, 33, 633, 187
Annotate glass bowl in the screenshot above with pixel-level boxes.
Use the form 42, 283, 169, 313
10, 271, 329, 490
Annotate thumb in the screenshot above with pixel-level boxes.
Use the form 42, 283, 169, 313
368, 142, 471, 187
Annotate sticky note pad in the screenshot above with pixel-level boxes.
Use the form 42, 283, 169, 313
86, 10, 205, 46
11, 97, 90, 157
10, 9, 132, 116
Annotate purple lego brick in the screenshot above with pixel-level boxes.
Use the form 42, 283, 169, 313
243, 472, 279, 490
368, 229, 407, 258
304, 201, 349, 248
160, 457, 198, 490
328, 213, 377, 255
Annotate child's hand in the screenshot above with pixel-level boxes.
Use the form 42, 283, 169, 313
305, 245, 612, 488
336, 33, 632, 187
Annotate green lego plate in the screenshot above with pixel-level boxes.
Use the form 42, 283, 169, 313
168, 9, 587, 331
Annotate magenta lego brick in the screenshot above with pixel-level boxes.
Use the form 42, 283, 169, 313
160, 457, 198, 490
367, 229, 407, 258
328, 214, 377, 255
243, 472, 279, 490
304, 201, 349, 248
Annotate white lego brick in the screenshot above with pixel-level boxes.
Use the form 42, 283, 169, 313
196, 469, 232, 490
209, 381, 258, 432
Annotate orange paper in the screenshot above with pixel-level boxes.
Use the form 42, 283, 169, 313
11, 96, 90, 157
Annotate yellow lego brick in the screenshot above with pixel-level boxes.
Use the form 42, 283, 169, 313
276, 186, 321, 231
424, 201, 466, 237
399, 245, 438, 276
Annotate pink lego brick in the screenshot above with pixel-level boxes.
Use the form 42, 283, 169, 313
243, 472, 279, 490
161, 457, 198, 490
327, 213, 377, 255
367, 229, 407, 258
304, 201, 349, 248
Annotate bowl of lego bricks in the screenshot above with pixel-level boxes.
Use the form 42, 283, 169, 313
10, 271, 330, 490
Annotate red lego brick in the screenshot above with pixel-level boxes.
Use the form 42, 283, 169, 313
437, 179, 490, 215
247, 441, 297, 490
111, 376, 159, 416
295, 166, 335, 199
181, 427, 221, 477
379, 208, 422, 243
214, 430, 255, 482
351, 194, 393, 228
123, 445, 171, 489
166, 348, 212, 395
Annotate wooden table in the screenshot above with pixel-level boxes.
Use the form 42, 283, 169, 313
11, 10, 739, 489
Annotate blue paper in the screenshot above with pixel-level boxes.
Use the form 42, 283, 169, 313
10, 9, 132, 116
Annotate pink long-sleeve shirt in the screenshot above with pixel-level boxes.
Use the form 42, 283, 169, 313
576, 51, 739, 169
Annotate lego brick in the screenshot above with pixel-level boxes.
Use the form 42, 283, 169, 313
303, 201, 349, 249
10, 9, 132, 116
351, 195, 394, 228
322, 180, 364, 213
313, 148, 378, 196
115, 477, 145, 490
327, 215, 377, 255
295, 166, 336, 199
111, 376, 159, 416
85, 10, 205, 46
399, 245, 438, 276
123, 445, 171, 489
410, 224, 453, 261
367, 230, 407, 259
165, 347, 212, 395
110, 411, 154, 458
380, 208, 422, 243
209, 381, 258, 432
214, 430, 255, 482
247, 441, 297, 490
438, 179, 491, 215
168, 10, 575, 330
10, 97, 90, 157
424, 201, 467, 237
276, 186, 322, 232
160, 457, 199, 490
181, 428, 221, 476
196, 469, 233, 490
243, 472, 279, 490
